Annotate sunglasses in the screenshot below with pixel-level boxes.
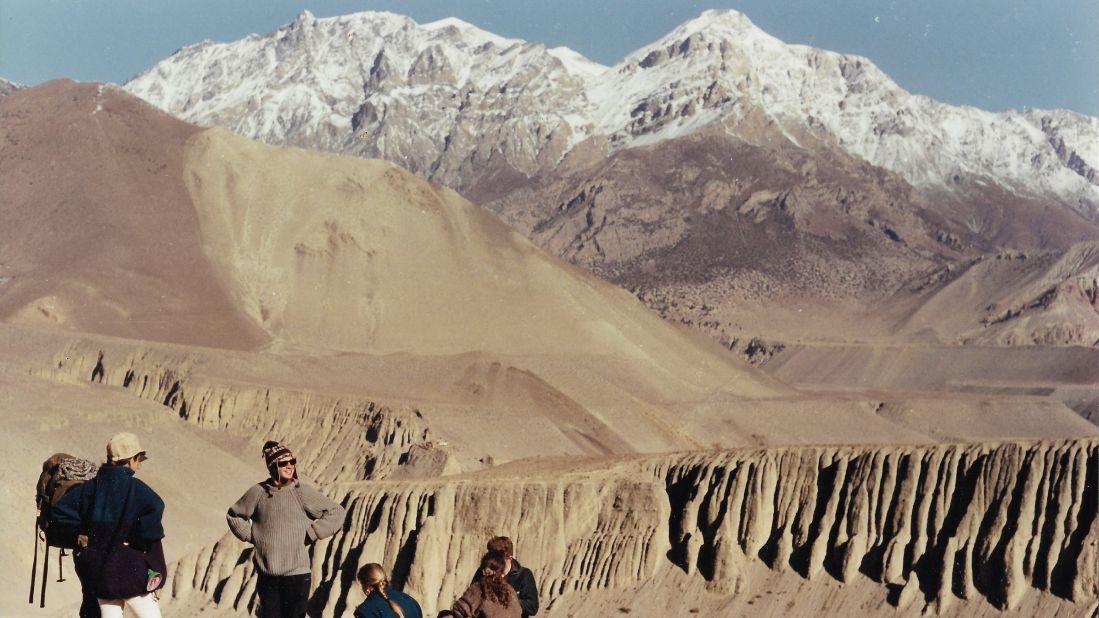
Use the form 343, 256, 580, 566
276, 459, 297, 468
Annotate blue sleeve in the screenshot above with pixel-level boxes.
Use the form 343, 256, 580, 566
133, 483, 166, 541
405, 594, 424, 618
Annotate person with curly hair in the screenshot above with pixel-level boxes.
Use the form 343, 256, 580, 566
447, 551, 520, 618
481, 536, 538, 617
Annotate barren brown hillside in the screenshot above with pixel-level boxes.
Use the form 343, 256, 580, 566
477, 126, 1099, 361
0, 80, 267, 349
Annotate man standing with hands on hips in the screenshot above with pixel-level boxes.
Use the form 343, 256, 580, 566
227, 441, 346, 618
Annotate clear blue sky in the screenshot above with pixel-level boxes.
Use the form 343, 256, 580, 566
1, 0, 1095, 115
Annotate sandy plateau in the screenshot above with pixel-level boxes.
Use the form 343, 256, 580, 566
1, 81, 1096, 617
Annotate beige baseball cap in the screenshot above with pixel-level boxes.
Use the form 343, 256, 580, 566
107, 432, 148, 463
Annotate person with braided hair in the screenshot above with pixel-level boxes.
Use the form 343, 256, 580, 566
353, 563, 422, 618
447, 551, 520, 618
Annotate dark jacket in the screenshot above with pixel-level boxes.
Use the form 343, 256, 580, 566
472, 558, 538, 617
52, 465, 167, 599
353, 587, 423, 618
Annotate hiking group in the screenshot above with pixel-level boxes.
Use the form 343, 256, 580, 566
35, 436, 540, 618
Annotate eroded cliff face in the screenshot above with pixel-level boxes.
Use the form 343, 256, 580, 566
24, 335, 1097, 614
38, 342, 431, 484
166, 440, 1097, 616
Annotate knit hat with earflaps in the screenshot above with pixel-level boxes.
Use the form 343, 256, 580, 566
262, 441, 294, 468
262, 440, 299, 482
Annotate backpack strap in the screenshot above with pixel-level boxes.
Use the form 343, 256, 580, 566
77, 476, 96, 538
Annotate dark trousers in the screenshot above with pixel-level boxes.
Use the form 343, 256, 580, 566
257, 573, 311, 618
73, 550, 100, 618
79, 589, 100, 618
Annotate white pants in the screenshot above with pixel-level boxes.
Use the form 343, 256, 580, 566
97, 593, 162, 618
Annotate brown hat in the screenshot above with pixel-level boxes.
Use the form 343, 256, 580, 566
262, 440, 293, 468
107, 432, 148, 463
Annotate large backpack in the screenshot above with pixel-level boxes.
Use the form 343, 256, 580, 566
30, 452, 98, 608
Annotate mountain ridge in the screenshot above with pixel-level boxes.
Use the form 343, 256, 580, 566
125, 8, 1098, 215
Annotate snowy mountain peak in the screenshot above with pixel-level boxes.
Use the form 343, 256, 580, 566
614, 7, 809, 107
640, 8, 779, 57
685, 8, 764, 36
421, 16, 518, 48
124, 9, 1098, 216
0, 77, 23, 97
547, 47, 607, 79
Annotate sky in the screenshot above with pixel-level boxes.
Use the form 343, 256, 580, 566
1, 0, 1095, 115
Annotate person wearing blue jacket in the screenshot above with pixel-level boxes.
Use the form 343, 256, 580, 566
354, 563, 422, 618
52, 432, 167, 618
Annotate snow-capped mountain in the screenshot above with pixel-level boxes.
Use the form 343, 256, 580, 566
126, 9, 1097, 218
0, 78, 23, 97
126, 10, 599, 194
607, 12, 1098, 214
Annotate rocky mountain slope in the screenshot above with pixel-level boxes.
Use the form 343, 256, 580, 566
122, 9, 1099, 351
889, 242, 1099, 346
